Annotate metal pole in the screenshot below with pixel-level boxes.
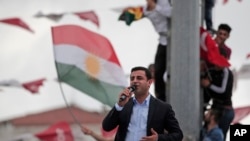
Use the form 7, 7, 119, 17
169, 0, 201, 140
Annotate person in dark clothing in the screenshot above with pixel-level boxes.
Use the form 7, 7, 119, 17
201, 65, 234, 141
204, 0, 215, 34
102, 66, 183, 141
200, 108, 224, 141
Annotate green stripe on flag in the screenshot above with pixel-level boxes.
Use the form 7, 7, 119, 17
56, 62, 124, 107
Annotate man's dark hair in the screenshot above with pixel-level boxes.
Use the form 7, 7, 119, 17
210, 108, 223, 123
218, 24, 232, 34
131, 66, 152, 80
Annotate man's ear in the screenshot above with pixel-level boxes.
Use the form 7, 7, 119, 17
148, 79, 153, 85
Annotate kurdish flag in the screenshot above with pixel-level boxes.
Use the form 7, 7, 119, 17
52, 25, 127, 107
118, 6, 144, 26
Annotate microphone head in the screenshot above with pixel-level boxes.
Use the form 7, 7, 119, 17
129, 85, 136, 92
119, 85, 136, 102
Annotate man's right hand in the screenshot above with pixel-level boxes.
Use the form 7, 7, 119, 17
118, 88, 133, 107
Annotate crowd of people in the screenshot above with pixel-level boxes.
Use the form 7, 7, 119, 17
80, 0, 235, 141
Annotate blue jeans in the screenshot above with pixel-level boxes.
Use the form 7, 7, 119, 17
219, 108, 235, 141
205, 0, 215, 30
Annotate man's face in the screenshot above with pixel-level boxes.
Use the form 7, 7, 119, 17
204, 109, 213, 123
130, 70, 152, 96
215, 29, 230, 45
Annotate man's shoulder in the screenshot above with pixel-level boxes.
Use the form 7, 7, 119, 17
211, 126, 224, 136
151, 96, 172, 107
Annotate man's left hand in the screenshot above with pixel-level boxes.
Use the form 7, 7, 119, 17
140, 128, 158, 141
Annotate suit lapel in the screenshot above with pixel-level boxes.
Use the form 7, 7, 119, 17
147, 96, 156, 131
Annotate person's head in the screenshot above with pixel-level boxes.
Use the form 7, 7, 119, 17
130, 66, 153, 96
148, 63, 155, 79
215, 24, 232, 45
204, 108, 223, 124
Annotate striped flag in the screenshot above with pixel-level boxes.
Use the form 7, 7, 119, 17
52, 25, 127, 107
118, 6, 144, 26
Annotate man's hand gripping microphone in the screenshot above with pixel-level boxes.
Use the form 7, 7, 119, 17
119, 85, 136, 102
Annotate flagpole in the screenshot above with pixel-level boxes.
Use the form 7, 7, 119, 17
169, 0, 201, 140
57, 80, 83, 128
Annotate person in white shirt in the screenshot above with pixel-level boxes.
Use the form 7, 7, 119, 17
144, 0, 172, 102
102, 66, 183, 141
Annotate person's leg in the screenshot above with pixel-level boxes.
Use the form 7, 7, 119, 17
154, 44, 166, 101
204, 0, 215, 31
219, 108, 235, 141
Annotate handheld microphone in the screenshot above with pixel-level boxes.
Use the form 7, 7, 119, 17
119, 85, 136, 102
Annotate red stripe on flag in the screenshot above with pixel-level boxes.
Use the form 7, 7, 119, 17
52, 25, 121, 66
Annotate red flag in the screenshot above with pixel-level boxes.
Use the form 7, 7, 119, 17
74, 11, 99, 27
22, 78, 46, 94
200, 27, 230, 67
35, 121, 74, 141
101, 126, 118, 138
0, 17, 34, 33
232, 106, 250, 124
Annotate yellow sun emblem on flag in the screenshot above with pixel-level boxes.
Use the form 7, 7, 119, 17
85, 55, 100, 78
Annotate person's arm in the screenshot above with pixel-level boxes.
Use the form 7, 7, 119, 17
209, 68, 229, 94
145, 0, 172, 17
81, 126, 114, 141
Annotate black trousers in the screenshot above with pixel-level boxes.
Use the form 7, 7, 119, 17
154, 44, 167, 102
